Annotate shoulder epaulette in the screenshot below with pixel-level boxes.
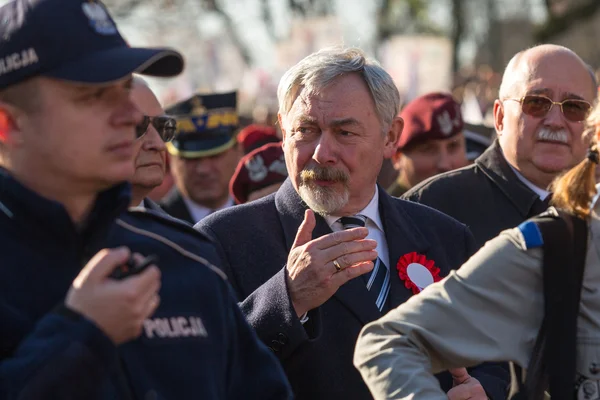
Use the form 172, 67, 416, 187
517, 220, 544, 249
517, 207, 562, 249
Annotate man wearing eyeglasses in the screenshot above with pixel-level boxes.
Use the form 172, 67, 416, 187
161, 92, 242, 224
130, 77, 175, 212
402, 44, 597, 250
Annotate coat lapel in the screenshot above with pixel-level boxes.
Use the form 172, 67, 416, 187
476, 140, 544, 218
160, 188, 195, 225
377, 186, 431, 308
274, 179, 383, 325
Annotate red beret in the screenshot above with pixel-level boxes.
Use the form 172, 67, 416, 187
229, 142, 288, 204
237, 124, 280, 154
397, 92, 464, 150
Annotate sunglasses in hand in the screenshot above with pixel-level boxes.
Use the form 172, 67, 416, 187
135, 115, 177, 142
505, 95, 592, 123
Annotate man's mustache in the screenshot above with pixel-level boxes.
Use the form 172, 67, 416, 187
300, 166, 349, 184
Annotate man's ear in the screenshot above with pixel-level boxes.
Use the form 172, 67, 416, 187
383, 116, 403, 159
493, 99, 504, 135
0, 102, 23, 146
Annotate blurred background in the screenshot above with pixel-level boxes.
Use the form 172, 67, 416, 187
21, 0, 600, 127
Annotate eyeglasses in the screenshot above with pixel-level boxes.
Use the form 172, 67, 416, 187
505, 95, 592, 123
135, 115, 177, 142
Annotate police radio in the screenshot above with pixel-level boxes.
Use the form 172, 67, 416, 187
110, 254, 159, 280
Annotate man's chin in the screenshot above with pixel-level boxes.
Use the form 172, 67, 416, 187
298, 185, 348, 216
534, 158, 577, 174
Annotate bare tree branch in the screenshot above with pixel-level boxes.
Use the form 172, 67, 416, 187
262, 0, 276, 39
543, 0, 555, 19
451, 0, 463, 74
211, 1, 252, 65
535, 0, 600, 42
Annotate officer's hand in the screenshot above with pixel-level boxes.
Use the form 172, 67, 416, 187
286, 209, 376, 317
66, 247, 161, 345
447, 368, 487, 400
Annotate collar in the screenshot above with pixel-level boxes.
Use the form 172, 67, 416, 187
508, 164, 551, 200
183, 196, 234, 223
0, 167, 131, 244
274, 179, 430, 254
475, 140, 544, 217
324, 186, 383, 231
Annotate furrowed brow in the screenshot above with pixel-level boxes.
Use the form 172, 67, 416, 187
329, 118, 364, 130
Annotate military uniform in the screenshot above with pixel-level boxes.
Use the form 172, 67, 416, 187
354, 202, 600, 399
161, 92, 239, 224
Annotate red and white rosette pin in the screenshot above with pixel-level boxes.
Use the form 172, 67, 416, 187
396, 252, 441, 294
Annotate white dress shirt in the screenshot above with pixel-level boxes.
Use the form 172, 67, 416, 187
324, 187, 389, 269
183, 197, 235, 224
509, 164, 551, 200
299, 187, 389, 324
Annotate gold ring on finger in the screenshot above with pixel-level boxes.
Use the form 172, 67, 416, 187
333, 259, 342, 272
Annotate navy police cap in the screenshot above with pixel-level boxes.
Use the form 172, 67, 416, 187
166, 91, 239, 159
0, 0, 184, 90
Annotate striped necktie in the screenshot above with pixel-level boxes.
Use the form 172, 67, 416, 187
338, 215, 390, 312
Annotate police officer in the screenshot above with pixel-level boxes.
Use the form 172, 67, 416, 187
0, 1, 291, 399
353, 101, 600, 399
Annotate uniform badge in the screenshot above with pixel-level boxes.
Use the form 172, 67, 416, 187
268, 156, 287, 177
82, 1, 117, 35
436, 110, 462, 136
396, 252, 441, 294
246, 154, 268, 182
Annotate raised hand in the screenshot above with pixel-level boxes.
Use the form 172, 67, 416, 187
286, 209, 377, 317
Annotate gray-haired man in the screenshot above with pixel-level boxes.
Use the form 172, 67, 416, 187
196, 46, 507, 400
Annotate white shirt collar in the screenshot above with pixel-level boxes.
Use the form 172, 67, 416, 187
508, 164, 551, 200
324, 186, 383, 231
183, 196, 235, 224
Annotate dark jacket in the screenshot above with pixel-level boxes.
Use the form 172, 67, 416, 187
160, 187, 195, 225
196, 178, 508, 400
0, 169, 291, 400
403, 140, 551, 250
142, 197, 167, 215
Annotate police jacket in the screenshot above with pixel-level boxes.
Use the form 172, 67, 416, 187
354, 205, 600, 399
403, 140, 550, 250
0, 168, 291, 400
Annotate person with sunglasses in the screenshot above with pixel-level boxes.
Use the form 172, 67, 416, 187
402, 44, 597, 251
129, 77, 175, 213
354, 99, 600, 400
0, 0, 292, 399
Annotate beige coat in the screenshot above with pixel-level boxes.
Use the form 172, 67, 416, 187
354, 208, 600, 399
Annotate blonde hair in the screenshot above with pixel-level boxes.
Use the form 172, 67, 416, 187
550, 101, 600, 218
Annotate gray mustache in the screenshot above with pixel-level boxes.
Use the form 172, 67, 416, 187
300, 167, 349, 184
